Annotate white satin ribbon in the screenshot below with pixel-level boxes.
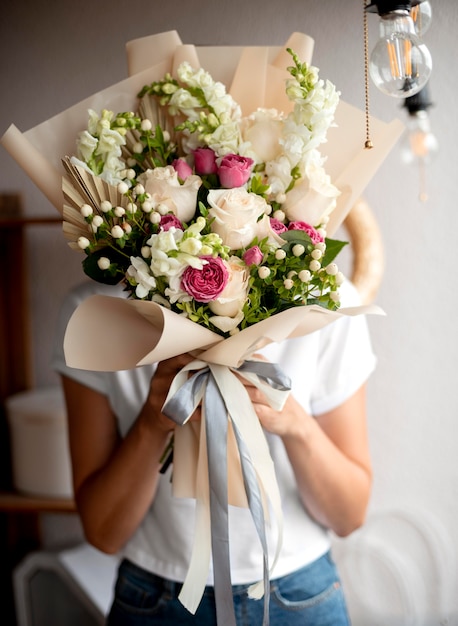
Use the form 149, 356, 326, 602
162, 359, 290, 624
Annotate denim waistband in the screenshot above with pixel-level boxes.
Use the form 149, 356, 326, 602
119, 551, 332, 599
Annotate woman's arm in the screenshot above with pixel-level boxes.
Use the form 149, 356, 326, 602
244, 382, 372, 537
62, 354, 194, 554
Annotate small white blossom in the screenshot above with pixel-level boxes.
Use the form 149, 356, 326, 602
97, 257, 111, 270
283, 278, 294, 289
311, 249, 322, 260
142, 200, 153, 213
80, 204, 93, 217
309, 259, 321, 271
141, 246, 151, 258
275, 249, 287, 260
315, 242, 326, 253
92, 215, 103, 228
299, 269, 311, 282
114, 206, 125, 217
134, 184, 145, 195
258, 266, 271, 279
77, 236, 90, 249
292, 244, 305, 257
273, 209, 286, 222
111, 225, 124, 239
141, 119, 152, 131
117, 181, 129, 195
123, 223, 132, 234
149, 212, 161, 224
330, 290, 340, 302
100, 200, 112, 213
325, 263, 338, 276
335, 271, 345, 286
127, 202, 137, 213
132, 141, 144, 154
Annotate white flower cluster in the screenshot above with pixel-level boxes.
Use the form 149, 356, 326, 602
168, 62, 242, 156
73, 109, 129, 185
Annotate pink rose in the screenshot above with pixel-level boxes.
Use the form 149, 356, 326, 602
181, 255, 229, 303
172, 158, 193, 180
243, 246, 263, 266
269, 218, 288, 235
194, 148, 218, 175
217, 154, 254, 188
160, 214, 183, 231
288, 221, 324, 244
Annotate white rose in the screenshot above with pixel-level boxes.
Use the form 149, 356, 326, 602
138, 166, 201, 222
208, 257, 249, 332
282, 160, 340, 225
207, 188, 269, 250
240, 109, 284, 164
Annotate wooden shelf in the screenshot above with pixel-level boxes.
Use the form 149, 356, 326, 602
0, 492, 76, 514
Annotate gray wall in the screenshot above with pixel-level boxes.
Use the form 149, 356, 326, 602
1, 1, 457, 623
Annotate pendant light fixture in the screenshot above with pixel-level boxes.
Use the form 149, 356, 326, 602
400, 84, 438, 201
365, 1, 433, 98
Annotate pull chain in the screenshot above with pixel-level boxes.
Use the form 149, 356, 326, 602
364, 0, 373, 149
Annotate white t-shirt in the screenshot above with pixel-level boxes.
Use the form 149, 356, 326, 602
52, 278, 376, 585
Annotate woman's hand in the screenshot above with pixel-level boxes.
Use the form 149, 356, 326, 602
143, 353, 202, 434
237, 358, 372, 537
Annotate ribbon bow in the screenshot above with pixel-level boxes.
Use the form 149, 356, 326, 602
162, 359, 291, 626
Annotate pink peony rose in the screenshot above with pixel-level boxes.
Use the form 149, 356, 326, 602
181, 255, 229, 303
217, 154, 254, 188
288, 221, 324, 244
243, 246, 263, 266
269, 218, 288, 235
172, 158, 193, 180
194, 148, 218, 175
160, 214, 184, 231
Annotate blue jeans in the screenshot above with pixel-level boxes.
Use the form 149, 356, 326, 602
106, 552, 350, 625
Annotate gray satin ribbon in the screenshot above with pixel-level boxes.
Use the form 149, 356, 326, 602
162, 360, 291, 626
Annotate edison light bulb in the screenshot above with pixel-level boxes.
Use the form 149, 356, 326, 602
410, 1, 432, 36
400, 110, 438, 165
400, 110, 438, 201
370, 9, 432, 98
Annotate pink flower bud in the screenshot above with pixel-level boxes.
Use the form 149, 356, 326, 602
160, 214, 183, 231
243, 246, 263, 266
217, 154, 254, 188
172, 158, 193, 181
193, 148, 218, 175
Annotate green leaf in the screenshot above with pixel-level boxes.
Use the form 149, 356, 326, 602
322, 238, 348, 265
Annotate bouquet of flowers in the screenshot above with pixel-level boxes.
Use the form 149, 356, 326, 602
1, 31, 404, 626
63, 48, 347, 338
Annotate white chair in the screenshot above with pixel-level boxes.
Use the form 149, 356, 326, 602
13, 543, 119, 626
